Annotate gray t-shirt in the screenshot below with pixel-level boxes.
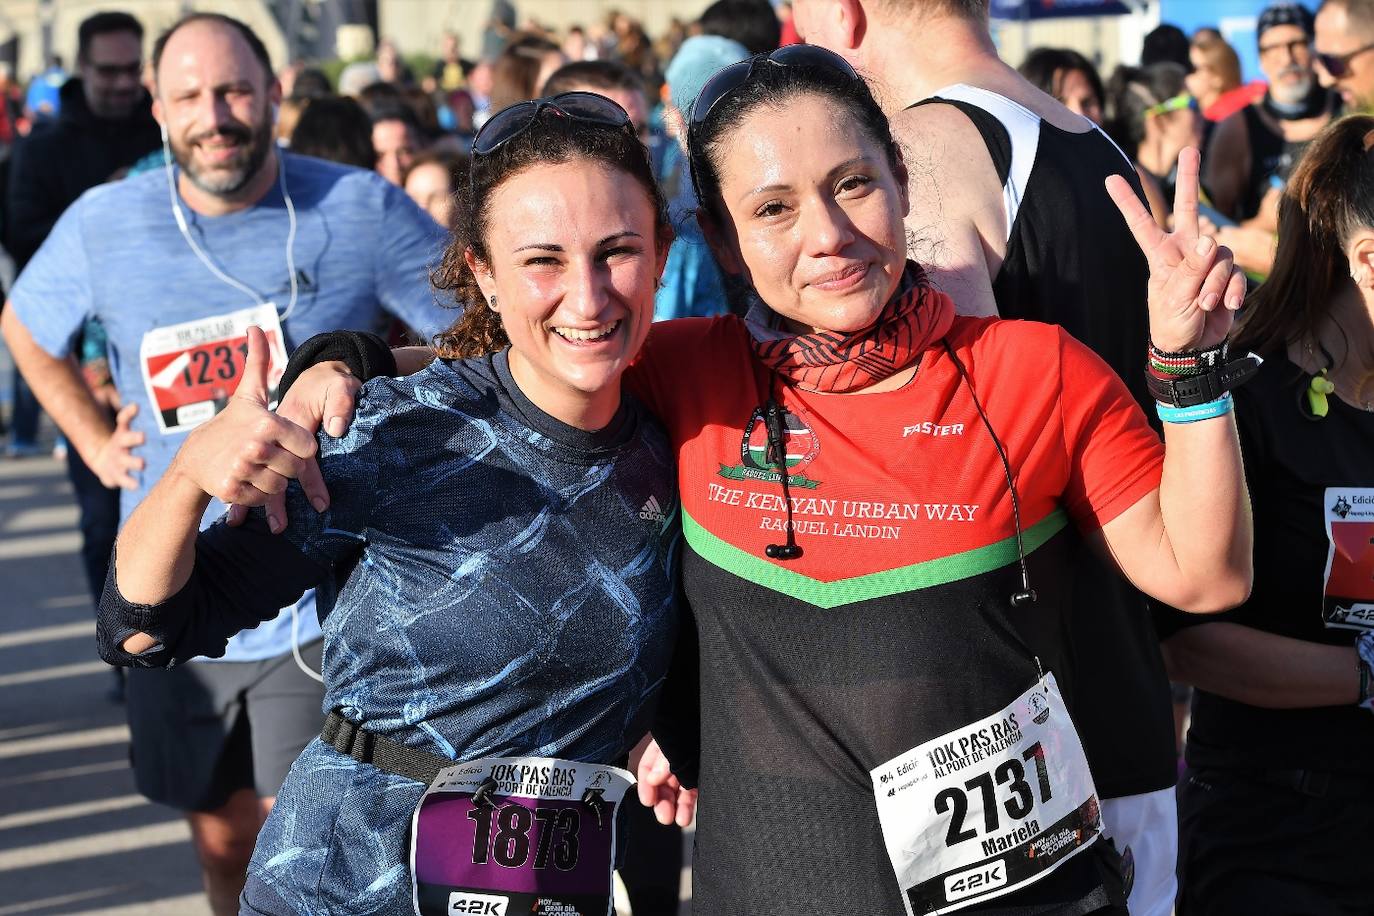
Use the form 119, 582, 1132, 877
9, 152, 452, 660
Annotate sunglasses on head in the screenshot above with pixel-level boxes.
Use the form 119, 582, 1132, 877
689, 44, 859, 128
1316, 42, 1374, 79
471, 91, 632, 157
687, 45, 860, 200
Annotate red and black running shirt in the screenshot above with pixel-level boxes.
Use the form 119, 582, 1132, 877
627, 313, 1163, 915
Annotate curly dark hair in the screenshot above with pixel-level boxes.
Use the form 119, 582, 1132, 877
431, 104, 672, 359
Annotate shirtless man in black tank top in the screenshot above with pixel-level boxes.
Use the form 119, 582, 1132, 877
792, 2, 1186, 913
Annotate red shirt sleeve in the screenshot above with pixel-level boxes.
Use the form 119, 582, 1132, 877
1057, 328, 1165, 531
626, 316, 741, 420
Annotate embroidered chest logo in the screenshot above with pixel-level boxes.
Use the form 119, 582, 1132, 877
718, 405, 823, 490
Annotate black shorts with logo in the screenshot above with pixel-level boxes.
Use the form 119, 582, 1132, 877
125, 640, 324, 811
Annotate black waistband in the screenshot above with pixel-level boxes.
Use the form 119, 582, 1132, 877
321, 709, 454, 784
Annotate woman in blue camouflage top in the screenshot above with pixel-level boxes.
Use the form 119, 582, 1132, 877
96, 95, 682, 915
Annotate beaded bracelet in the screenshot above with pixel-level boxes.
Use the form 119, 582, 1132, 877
1156, 392, 1234, 424
1148, 340, 1228, 378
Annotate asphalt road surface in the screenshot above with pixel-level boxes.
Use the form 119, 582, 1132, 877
0, 449, 213, 915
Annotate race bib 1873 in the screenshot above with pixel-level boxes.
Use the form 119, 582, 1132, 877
138, 303, 287, 435
871, 674, 1100, 915
410, 757, 633, 916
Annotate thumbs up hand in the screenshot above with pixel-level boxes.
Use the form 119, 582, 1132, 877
169, 327, 325, 534
234, 324, 274, 407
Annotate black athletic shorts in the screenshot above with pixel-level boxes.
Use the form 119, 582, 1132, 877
1177, 766, 1374, 915
125, 640, 325, 811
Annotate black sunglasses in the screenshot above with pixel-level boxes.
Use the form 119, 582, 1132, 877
686, 45, 860, 200
1317, 42, 1374, 78
471, 91, 632, 157
689, 44, 859, 128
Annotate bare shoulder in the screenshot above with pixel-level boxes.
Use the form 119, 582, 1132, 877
890, 103, 994, 178
891, 103, 1002, 214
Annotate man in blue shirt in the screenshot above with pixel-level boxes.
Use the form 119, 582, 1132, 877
0, 13, 450, 915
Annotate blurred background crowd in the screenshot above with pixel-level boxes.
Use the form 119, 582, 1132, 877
0, 1, 1369, 914
0, 0, 1361, 454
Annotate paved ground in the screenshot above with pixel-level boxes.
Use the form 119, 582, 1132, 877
0, 343, 691, 916
0, 450, 213, 915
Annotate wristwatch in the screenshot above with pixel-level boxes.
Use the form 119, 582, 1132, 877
1146, 355, 1262, 407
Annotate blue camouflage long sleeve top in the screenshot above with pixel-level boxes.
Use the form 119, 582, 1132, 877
98, 350, 682, 915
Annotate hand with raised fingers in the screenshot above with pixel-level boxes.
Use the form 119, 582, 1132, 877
635, 738, 698, 828
226, 359, 357, 528
1105, 147, 1245, 354
171, 327, 327, 534
89, 402, 145, 489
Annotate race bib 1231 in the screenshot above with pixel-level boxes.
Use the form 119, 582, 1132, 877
138, 303, 287, 435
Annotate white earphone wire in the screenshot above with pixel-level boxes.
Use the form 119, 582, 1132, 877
162, 136, 300, 320
161, 136, 319, 683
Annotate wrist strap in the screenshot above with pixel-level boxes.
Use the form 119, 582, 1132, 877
1146, 354, 1262, 407
277, 331, 397, 398
1156, 392, 1234, 424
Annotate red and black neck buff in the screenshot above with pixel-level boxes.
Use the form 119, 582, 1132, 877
744, 262, 955, 393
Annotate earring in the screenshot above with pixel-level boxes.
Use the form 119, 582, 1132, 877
488, 295, 498, 311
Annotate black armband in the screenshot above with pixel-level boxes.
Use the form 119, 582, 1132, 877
277, 331, 398, 397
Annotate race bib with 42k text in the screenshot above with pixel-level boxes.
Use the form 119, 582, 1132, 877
871, 674, 1101, 915
410, 756, 633, 916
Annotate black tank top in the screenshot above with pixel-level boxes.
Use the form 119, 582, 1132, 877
913, 86, 1178, 800
1238, 104, 1315, 221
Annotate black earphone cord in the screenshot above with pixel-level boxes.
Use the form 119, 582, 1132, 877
762, 341, 1036, 608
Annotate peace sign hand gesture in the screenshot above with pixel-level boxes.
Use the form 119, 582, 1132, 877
169, 326, 328, 533
1105, 147, 1246, 354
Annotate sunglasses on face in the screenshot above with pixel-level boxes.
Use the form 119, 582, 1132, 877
1316, 42, 1374, 79
471, 91, 632, 157
686, 45, 860, 200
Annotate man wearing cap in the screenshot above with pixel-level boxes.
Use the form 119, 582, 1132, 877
1315, 0, 1374, 112
1203, 3, 1337, 225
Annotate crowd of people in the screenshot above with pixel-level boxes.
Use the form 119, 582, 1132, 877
1, 0, 1373, 914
